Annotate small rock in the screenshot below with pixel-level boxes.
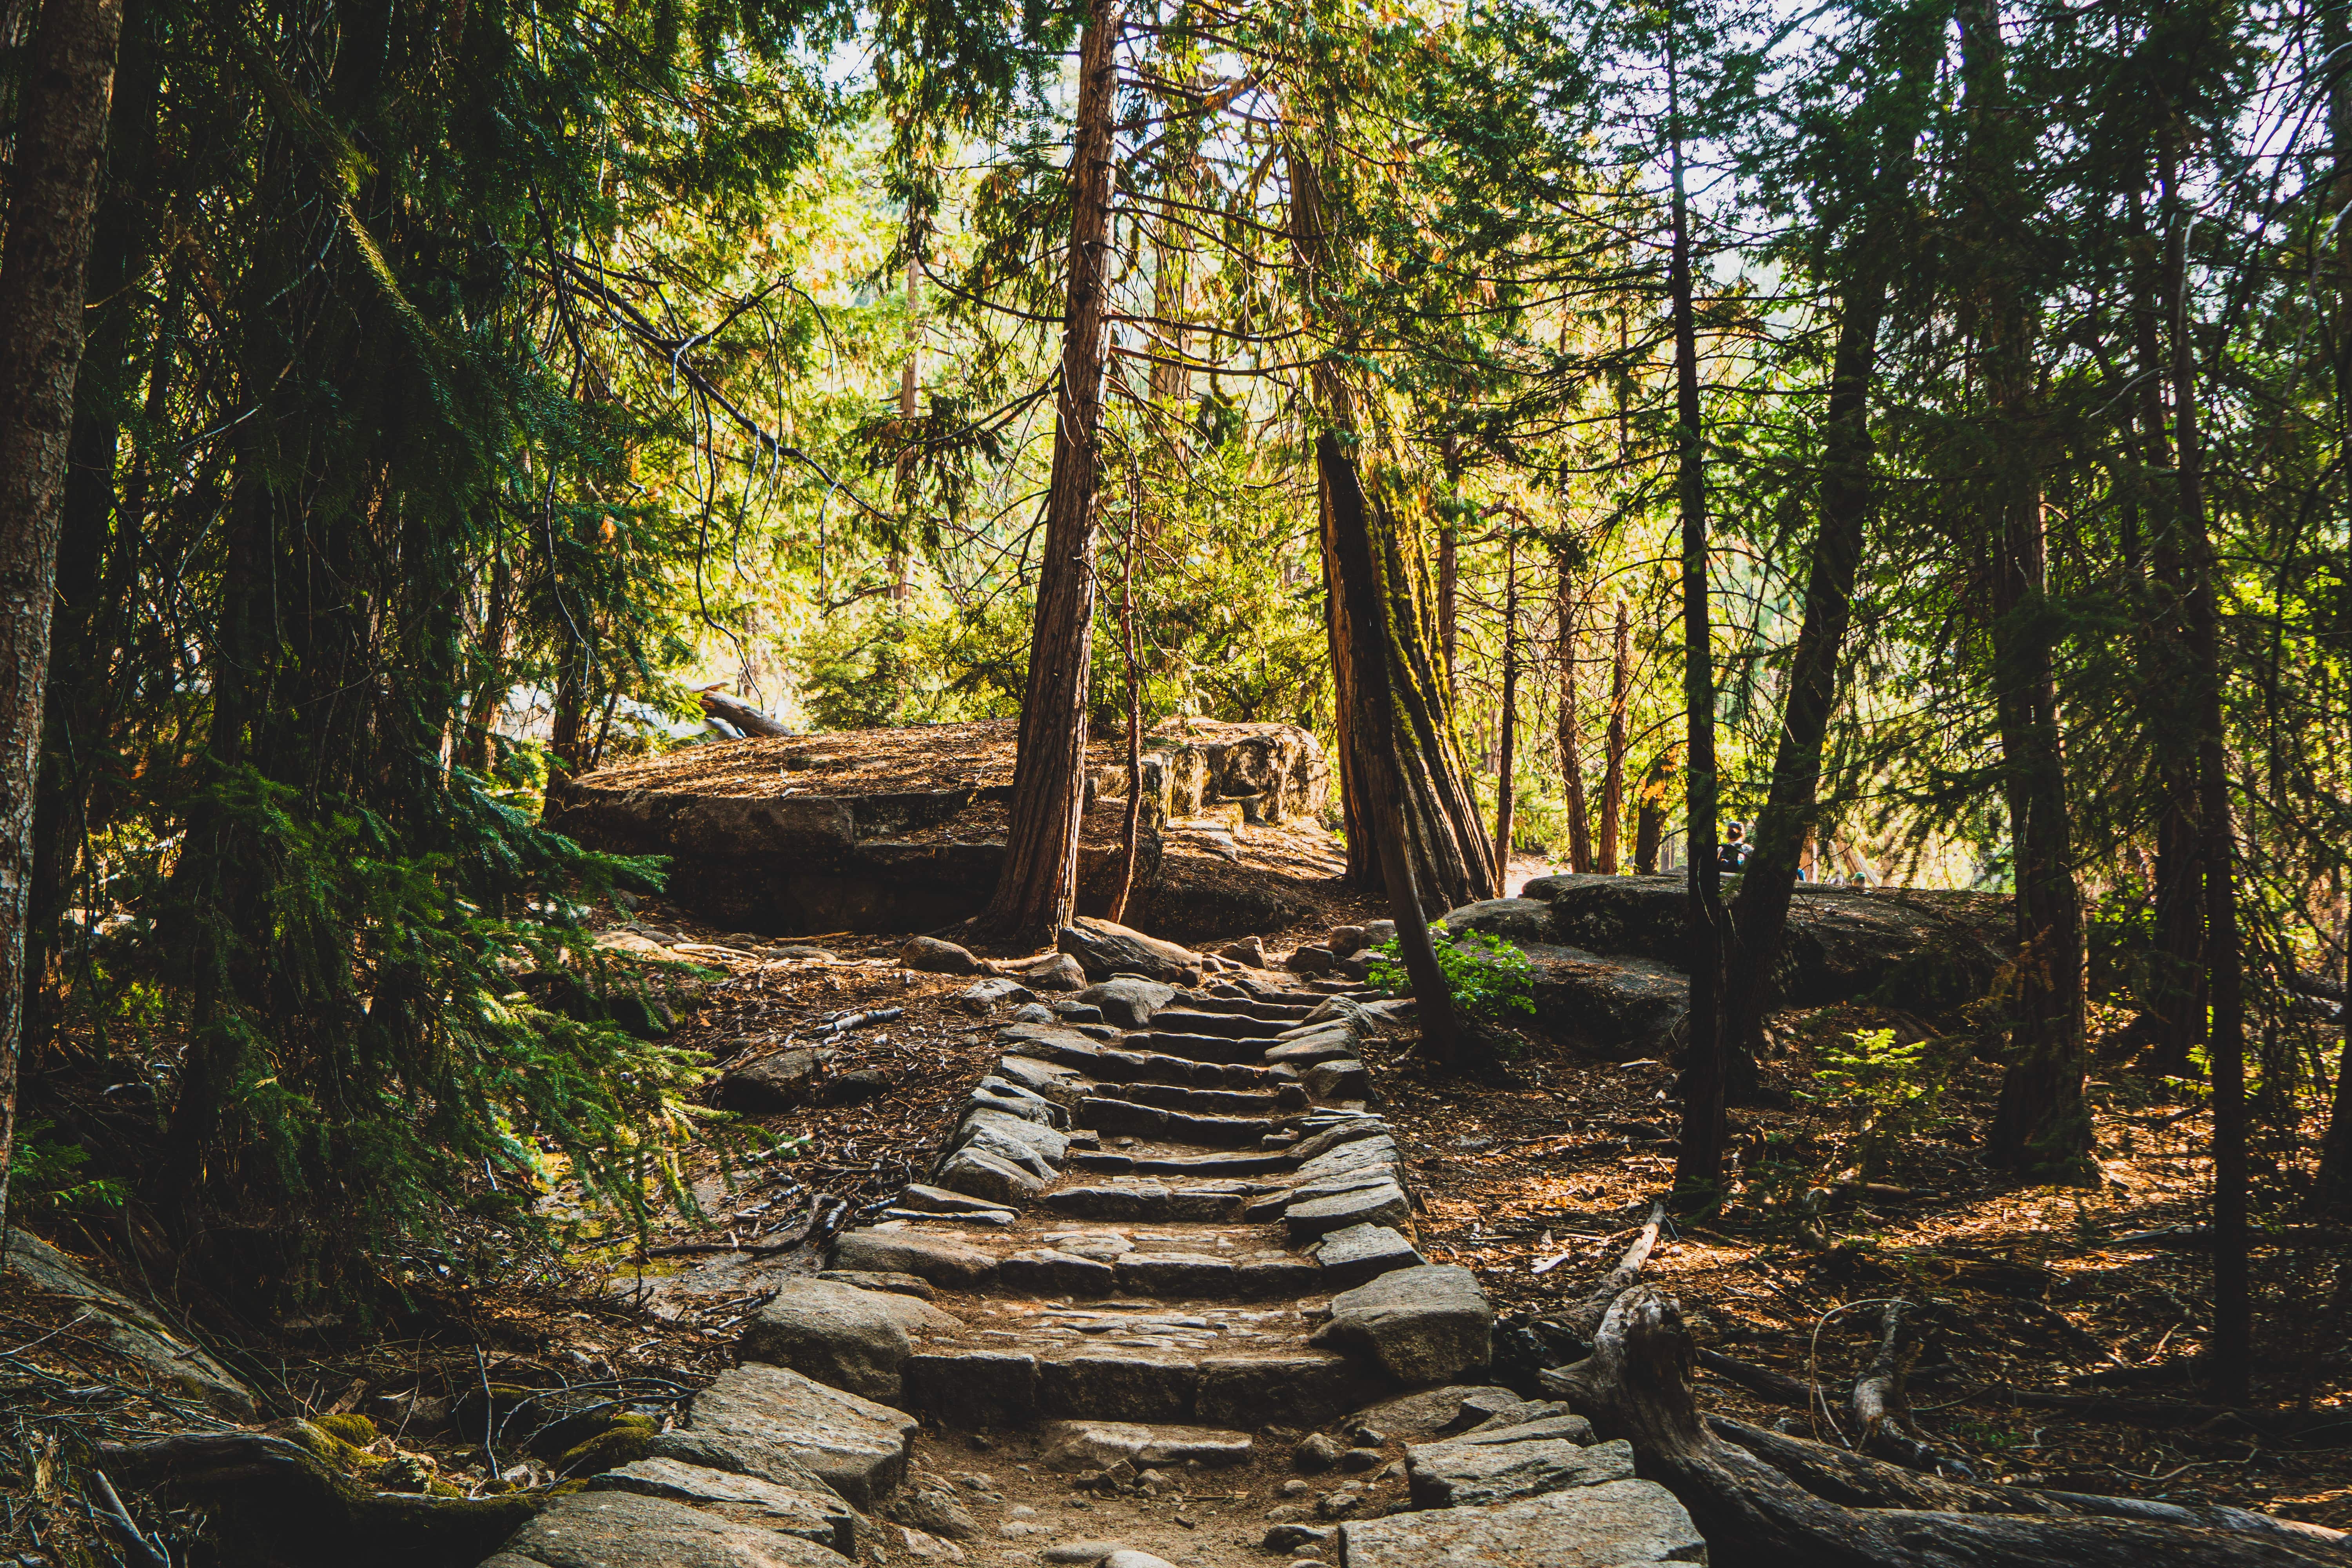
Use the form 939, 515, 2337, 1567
820, 1068, 889, 1105
1075, 976, 1177, 1027
998, 1520, 1051, 1538
886, 1485, 982, 1541
1051, 1001, 1107, 1024
1316, 1488, 1364, 1519
903, 935, 984, 975
1338, 1447, 1384, 1472
1292, 1432, 1343, 1473
1263, 1503, 1313, 1523
1041, 1543, 1123, 1564
1278, 1478, 1310, 1497
1013, 1002, 1057, 1023
1216, 935, 1269, 967
1264, 1524, 1334, 1553
1286, 946, 1336, 976
1022, 953, 1090, 992
1362, 920, 1397, 946
952, 978, 1034, 1014
1347, 1425, 1387, 1447
1101, 1553, 1180, 1568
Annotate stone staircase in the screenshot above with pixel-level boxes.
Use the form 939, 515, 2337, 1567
478, 975, 1707, 1568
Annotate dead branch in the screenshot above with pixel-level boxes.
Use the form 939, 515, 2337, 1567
1559, 1200, 1667, 1340
1846, 1299, 1974, 1479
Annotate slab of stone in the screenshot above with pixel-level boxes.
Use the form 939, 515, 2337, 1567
952, 977, 1033, 1013
1307, 1224, 1424, 1289
990, 1053, 1094, 1108
586, 1457, 854, 1554
831, 1229, 997, 1289
1405, 1435, 1636, 1507
1079, 977, 1178, 1026
815, 1269, 936, 1300
898, 1183, 1016, 1217
1236, 1254, 1322, 1297
1058, 918, 1203, 983
968, 1076, 1071, 1127
1116, 1252, 1236, 1296
1293, 1138, 1403, 1184
1100, 1553, 1179, 1568
653, 1363, 915, 1510
1195, 1354, 1381, 1427
1338, 1479, 1706, 1567
1286, 1118, 1392, 1163
1303, 1058, 1372, 1101
1014, 952, 1091, 992
901, 1349, 1038, 1426
1040, 1420, 1253, 1471
955, 1110, 1066, 1176
1002, 1248, 1120, 1295
1283, 1180, 1410, 1241
935, 1145, 1046, 1206
884, 1483, 983, 1541
1310, 1264, 1492, 1385
739, 1277, 953, 1400
1044, 1182, 1169, 1221
482, 1490, 844, 1568
1037, 1354, 1199, 1422
1247, 1170, 1393, 1220
1346, 1385, 1530, 1442
1454, 1412, 1595, 1445
1265, 1031, 1357, 1069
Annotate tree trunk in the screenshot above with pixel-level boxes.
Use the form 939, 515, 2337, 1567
2156, 132, 2248, 1402
1635, 745, 1677, 874
1722, 69, 1913, 1100
2319, 1, 2352, 1209
1319, 434, 1465, 1067
1438, 518, 1459, 700
1494, 542, 1519, 871
1967, 0, 2092, 1184
982, 0, 1122, 942
461, 539, 512, 773
0, 0, 126, 1236
1667, 35, 1728, 1198
892, 256, 919, 603
1105, 506, 1144, 924
1290, 149, 1495, 913
1598, 600, 1629, 873
1557, 552, 1593, 871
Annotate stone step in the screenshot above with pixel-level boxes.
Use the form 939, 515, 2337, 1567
1169, 995, 1318, 1022
897, 1301, 1385, 1427
1072, 1148, 1297, 1177
1079, 1096, 1281, 1146
1007, 1035, 1289, 1090
1040, 1180, 1278, 1224
1123, 1031, 1276, 1064
1148, 1009, 1290, 1040
1090, 1080, 1305, 1117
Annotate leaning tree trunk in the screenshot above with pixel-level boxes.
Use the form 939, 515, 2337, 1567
0, 0, 127, 1235
983, 0, 1122, 941
1319, 435, 1465, 1065
1290, 148, 1495, 913
1666, 37, 1729, 1196
1543, 1288, 2352, 1568
1722, 74, 1913, 1102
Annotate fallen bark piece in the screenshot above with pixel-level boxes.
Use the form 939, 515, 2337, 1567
1339, 1480, 1706, 1567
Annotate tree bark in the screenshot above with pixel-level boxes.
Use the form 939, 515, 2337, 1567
1105, 505, 1144, 923
1667, 32, 1728, 1197
1598, 600, 1630, 873
982, 0, 1122, 941
1635, 745, 1677, 874
2159, 132, 2249, 1403
2319, 2, 2352, 1209
1438, 518, 1460, 700
1557, 553, 1593, 871
1968, 0, 2092, 1183
0, 0, 126, 1235
1319, 434, 1465, 1066
1721, 65, 1915, 1100
1494, 541, 1519, 871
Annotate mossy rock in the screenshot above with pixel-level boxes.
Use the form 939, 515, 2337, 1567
553, 1415, 657, 1476
314, 1412, 380, 1448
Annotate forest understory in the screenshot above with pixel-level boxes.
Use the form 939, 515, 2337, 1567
7, 871, 2350, 1564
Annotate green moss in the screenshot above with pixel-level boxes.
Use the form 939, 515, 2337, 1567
314, 1412, 380, 1448
554, 1416, 657, 1476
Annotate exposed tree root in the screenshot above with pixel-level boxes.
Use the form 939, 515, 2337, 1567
99, 1424, 540, 1568
1541, 1287, 2352, 1567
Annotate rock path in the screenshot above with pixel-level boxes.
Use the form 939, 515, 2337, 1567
481, 968, 1707, 1568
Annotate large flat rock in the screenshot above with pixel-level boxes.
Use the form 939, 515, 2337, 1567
830, 1228, 998, 1289
586, 1457, 855, 1553
1310, 1264, 1492, 1385
1338, 1480, 1708, 1566
546, 719, 1324, 933
480, 1490, 846, 1568
738, 1278, 959, 1401
650, 1363, 916, 1510
1405, 1434, 1637, 1507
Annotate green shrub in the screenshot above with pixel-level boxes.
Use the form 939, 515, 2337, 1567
1367, 931, 1536, 1022
1799, 1026, 1944, 1181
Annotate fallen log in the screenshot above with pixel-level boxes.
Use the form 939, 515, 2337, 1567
1540, 1287, 2352, 1567
1849, 1298, 1975, 1479
698, 688, 790, 738
1558, 1200, 1668, 1339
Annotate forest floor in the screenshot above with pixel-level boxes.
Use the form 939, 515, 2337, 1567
8, 861, 2352, 1561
